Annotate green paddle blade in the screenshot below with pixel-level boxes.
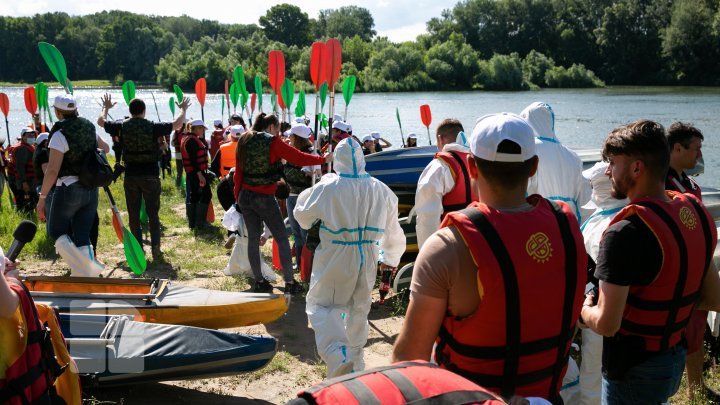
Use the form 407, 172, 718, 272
173, 84, 184, 104
181, 173, 185, 188
122, 80, 136, 105
234, 66, 247, 95
241, 90, 249, 110
229, 83, 239, 108
140, 198, 148, 225
38, 42, 70, 94
319, 113, 328, 129
295, 90, 306, 117
169, 97, 175, 116
123, 227, 147, 275
66, 79, 74, 95
396, 107, 402, 129
270, 93, 277, 112
34, 82, 44, 109
342, 75, 357, 106
281, 79, 295, 111
319, 82, 328, 108
254, 75, 263, 111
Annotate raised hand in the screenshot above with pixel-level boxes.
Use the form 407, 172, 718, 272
101, 93, 116, 110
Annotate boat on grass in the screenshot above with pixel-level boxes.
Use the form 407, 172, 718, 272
59, 313, 276, 386
25, 276, 287, 329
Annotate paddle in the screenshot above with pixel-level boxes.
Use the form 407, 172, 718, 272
195, 78, 207, 121
270, 93, 278, 114
420, 104, 432, 145
38, 42, 72, 94
241, 90, 250, 121
319, 82, 328, 110
169, 97, 176, 116
277, 93, 286, 122
396, 108, 406, 147
207, 201, 215, 223
310, 42, 328, 143
224, 79, 231, 120
234, 66, 247, 96
254, 75, 263, 113
140, 198, 149, 225
230, 83, 240, 112
173, 85, 184, 107
103, 186, 147, 275
342, 75, 357, 121
295, 90, 306, 118
0, 93, 9, 141
325, 38, 342, 170
268, 50, 285, 119
251, 93, 257, 117
221, 94, 225, 119
24, 87, 38, 120
122, 80, 136, 105
150, 92, 161, 121
281, 79, 294, 121
35, 82, 52, 124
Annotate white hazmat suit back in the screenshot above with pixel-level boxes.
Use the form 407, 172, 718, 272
293, 138, 406, 378
522, 102, 591, 221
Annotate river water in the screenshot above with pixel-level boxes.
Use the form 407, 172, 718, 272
2, 86, 719, 186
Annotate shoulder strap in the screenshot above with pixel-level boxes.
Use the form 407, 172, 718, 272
448, 151, 472, 207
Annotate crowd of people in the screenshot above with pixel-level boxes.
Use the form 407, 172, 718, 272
1, 92, 720, 405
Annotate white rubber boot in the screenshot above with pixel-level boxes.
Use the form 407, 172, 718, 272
55, 235, 104, 277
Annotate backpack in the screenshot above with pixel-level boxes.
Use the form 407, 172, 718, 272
78, 148, 114, 188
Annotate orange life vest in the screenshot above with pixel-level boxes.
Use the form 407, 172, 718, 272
0, 279, 81, 405
180, 134, 208, 174
218, 139, 237, 177
609, 191, 715, 352
296, 361, 506, 404
434, 196, 586, 401
435, 150, 478, 216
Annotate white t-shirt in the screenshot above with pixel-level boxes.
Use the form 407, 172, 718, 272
48, 130, 101, 186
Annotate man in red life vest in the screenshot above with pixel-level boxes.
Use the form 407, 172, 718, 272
181, 119, 212, 230
414, 118, 476, 249
580, 120, 720, 404
13, 128, 37, 213
393, 113, 587, 403
664, 122, 715, 401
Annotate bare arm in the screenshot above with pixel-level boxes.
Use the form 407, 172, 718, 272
97, 93, 116, 127
580, 281, 629, 336
392, 293, 446, 362
379, 138, 392, 148
172, 98, 191, 131
696, 261, 720, 311
37, 149, 63, 222
97, 135, 110, 153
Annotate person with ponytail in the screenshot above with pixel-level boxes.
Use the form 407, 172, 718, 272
234, 113, 331, 295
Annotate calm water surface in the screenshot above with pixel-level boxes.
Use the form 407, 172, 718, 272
1, 86, 719, 186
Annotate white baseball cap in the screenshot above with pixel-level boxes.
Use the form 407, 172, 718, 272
228, 125, 245, 136
371, 131, 380, 139
213, 119, 223, 127
407, 133, 417, 139
332, 121, 348, 132
36, 132, 49, 144
361, 134, 374, 143
347, 124, 353, 132
294, 117, 305, 124
290, 124, 312, 139
190, 119, 208, 129
333, 114, 343, 122
20, 128, 37, 136
53, 94, 77, 111
470, 113, 536, 162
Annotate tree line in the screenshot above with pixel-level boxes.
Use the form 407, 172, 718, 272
0, 0, 718, 93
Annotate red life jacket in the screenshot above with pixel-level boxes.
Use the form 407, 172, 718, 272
666, 171, 702, 200
296, 361, 506, 404
6, 144, 19, 177
434, 196, 586, 401
210, 129, 225, 158
180, 134, 208, 174
0, 279, 66, 405
609, 191, 715, 352
15, 143, 35, 181
435, 150, 478, 216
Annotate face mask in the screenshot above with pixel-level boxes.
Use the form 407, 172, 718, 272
26, 137, 36, 145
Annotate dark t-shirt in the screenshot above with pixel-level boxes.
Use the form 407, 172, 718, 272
103, 119, 173, 176
595, 214, 668, 379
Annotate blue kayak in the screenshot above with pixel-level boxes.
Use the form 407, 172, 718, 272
59, 313, 276, 386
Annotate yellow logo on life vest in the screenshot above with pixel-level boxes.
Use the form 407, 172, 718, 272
526, 232, 553, 263
679, 206, 697, 230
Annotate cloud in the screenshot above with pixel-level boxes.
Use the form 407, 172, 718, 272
378, 22, 427, 43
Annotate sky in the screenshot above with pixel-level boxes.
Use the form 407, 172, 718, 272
1, 0, 449, 42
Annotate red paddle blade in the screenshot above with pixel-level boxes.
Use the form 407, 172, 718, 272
0, 93, 9, 117
310, 42, 327, 91
278, 92, 286, 110
420, 104, 432, 127
24, 87, 37, 115
111, 214, 124, 242
251, 93, 257, 112
195, 78, 207, 107
207, 201, 215, 223
268, 50, 286, 94
325, 39, 342, 89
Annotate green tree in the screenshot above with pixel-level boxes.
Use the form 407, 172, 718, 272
259, 4, 311, 47
522, 50, 555, 86
318, 6, 376, 41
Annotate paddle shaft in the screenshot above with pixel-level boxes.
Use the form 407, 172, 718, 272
426, 127, 432, 145
397, 115, 406, 148
328, 91, 336, 172
150, 93, 161, 121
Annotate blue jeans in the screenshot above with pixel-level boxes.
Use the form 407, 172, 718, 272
286, 195, 307, 266
602, 345, 686, 405
46, 182, 99, 247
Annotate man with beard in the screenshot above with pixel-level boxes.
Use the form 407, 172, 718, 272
580, 120, 720, 404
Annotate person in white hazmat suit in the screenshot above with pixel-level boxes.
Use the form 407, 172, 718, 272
293, 138, 406, 378
578, 161, 628, 405
521, 102, 591, 220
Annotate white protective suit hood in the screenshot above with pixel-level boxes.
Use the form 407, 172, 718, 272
582, 161, 628, 211
521, 102, 556, 140
333, 138, 367, 177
